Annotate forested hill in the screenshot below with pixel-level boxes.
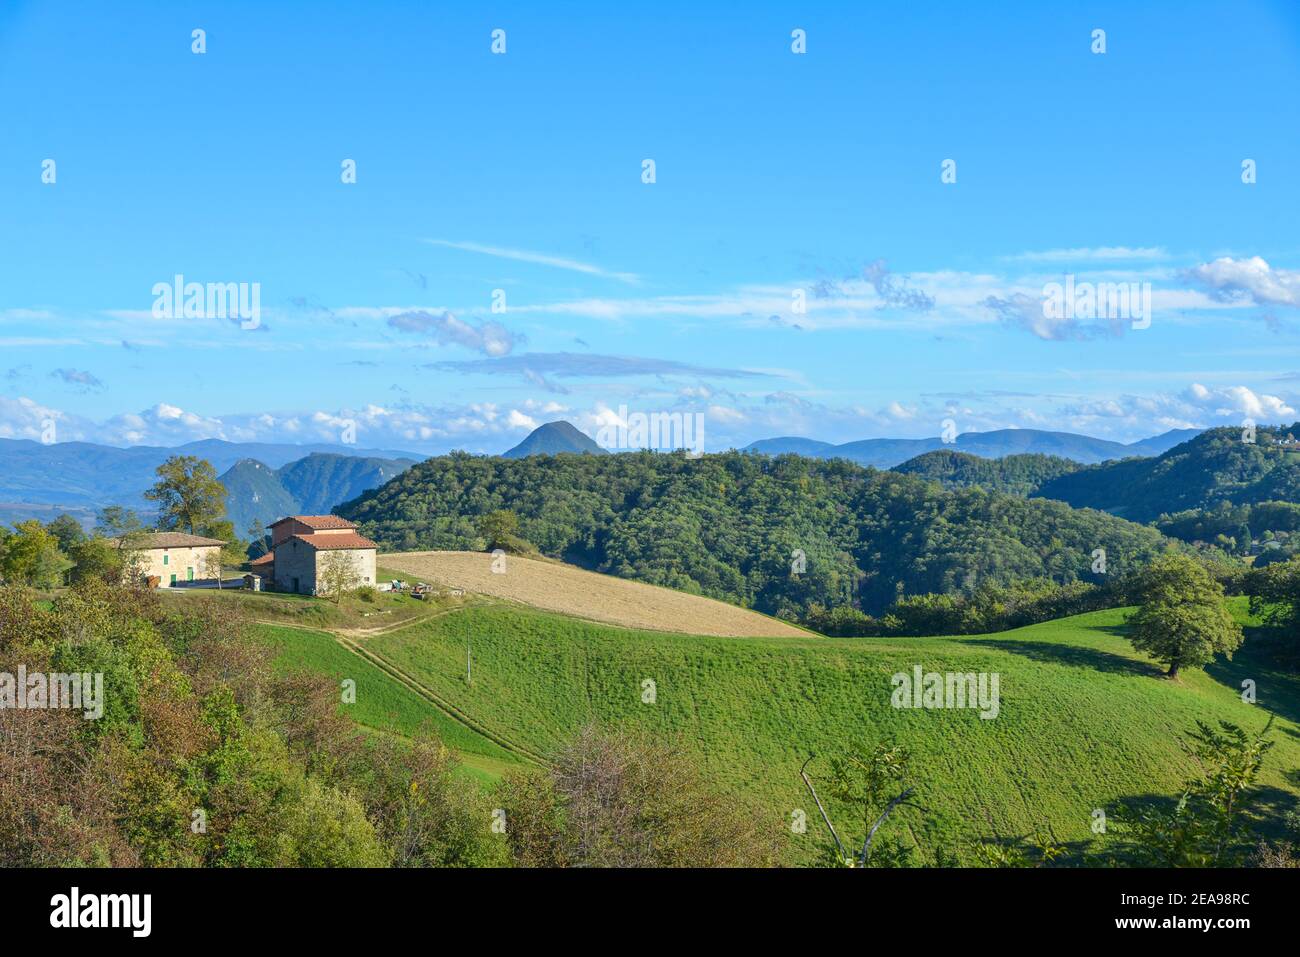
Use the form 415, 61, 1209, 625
339, 450, 1170, 617
1033, 425, 1300, 523
893, 450, 1082, 496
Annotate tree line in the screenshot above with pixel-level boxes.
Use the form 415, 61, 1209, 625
339, 449, 1172, 619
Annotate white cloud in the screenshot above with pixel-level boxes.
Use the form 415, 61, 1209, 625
1186, 256, 1300, 307
1060, 383, 1295, 437
0, 396, 61, 440
506, 409, 538, 429
2, 378, 1296, 455
1185, 382, 1295, 420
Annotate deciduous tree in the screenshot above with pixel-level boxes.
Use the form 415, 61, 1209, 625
144, 456, 226, 535
1127, 552, 1241, 678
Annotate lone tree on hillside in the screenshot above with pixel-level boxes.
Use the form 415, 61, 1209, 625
1127, 552, 1241, 678
144, 456, 227, 535
476, 509, 528, 553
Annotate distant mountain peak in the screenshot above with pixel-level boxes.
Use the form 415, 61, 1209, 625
218, 451, 419, 540
503, 421, 607, 458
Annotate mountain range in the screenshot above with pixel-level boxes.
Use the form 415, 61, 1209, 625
743, 427, 1201, 469
497, 421, 1201, 467
218, 453, 418, 536
0, 422, 1228, 533
0, 437, 422, 528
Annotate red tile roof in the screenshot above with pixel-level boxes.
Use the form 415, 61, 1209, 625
270, 515, 357, 530
289, 532, 378, 551
248, 552, 275, 566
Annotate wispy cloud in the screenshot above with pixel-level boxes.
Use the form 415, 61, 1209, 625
421, 239, 640, 284
51, 368, 104, 391
387, 310, 522, 357
1003, 246, 1170, 263
981, 293, 1127, 342
427, 351, 775, 381
860, 260, 935, 311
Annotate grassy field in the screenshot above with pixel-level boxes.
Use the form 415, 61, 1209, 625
256, 623, 524, 783
343, 597, 1300, 863
379, 550, 810, 638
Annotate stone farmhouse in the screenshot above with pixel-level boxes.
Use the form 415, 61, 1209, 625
250, 515, 378, 595
113, 532, 225, 587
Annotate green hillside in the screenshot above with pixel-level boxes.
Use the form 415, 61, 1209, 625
340, 450, 1172, 617
257, 623, 524, 783
304, 598, 1299, 863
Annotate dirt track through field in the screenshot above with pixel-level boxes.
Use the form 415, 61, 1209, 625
379, 551, 811, 639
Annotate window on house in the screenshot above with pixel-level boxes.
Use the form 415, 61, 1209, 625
163, 553, 169, 565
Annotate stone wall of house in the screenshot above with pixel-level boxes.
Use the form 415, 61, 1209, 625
270, 540, 378, 595
274, 538, 320, 594
131, 546, 221, 587
313, 549, 377, 594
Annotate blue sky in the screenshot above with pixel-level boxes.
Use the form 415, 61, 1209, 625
1, 0, 1298, 454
